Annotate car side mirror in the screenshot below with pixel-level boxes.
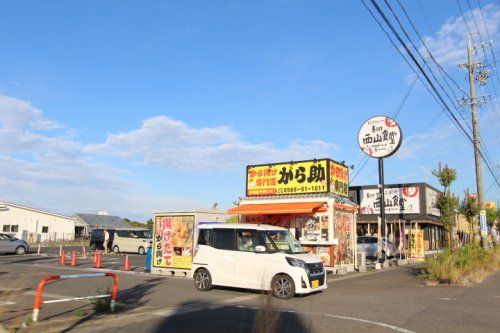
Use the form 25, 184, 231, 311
254, 245, 266, 253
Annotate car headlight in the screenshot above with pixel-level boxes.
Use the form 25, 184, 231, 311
286, 257, 306, 269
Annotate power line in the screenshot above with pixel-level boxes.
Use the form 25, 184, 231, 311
363, 0, 500, 190
456, 0, 474, 37
465, 0, 490, 62
476, 0, 500, 89
349, 73, 418, 185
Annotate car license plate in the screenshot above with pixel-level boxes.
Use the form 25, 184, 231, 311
311, 280, 319, 288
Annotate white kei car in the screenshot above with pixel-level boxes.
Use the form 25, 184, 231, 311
192, 223, 327, 299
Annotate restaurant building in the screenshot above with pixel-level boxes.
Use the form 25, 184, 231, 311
349, 183, 444, 255
227, 158, 357, 271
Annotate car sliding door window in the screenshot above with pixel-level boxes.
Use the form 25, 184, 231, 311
212, 229, 235, 251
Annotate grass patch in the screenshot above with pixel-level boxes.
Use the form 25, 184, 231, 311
90, 287, 112, 313
74, 309, 85, 317
420, 244, 500, 284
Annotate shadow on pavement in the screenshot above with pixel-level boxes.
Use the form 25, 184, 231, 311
406, 265, 423, 277
150, 300, 311, 333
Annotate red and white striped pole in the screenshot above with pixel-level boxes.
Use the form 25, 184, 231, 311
33, 272, 118, 322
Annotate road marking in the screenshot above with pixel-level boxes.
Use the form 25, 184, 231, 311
218, 294, 259, 304
0, 301, 16, 306
317, 313, 415, 333
16, 263, 147, 276
248, 306, 415, 333
0, 286, 23, 291
152, 294, 260, 318
435, 297, 457, 301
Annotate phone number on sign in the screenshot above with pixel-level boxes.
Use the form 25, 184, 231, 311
277, 185, 326, 194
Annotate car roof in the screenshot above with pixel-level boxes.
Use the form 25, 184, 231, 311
198, 223, 286, 231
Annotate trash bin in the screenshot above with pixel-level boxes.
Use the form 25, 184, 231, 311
146, 246, 152, 271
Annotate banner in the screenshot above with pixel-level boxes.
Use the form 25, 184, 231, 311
410, 229, 424, 258
246, 159, 349, 197
425, 187, 441, 216
329, 161, 349, 197
359, 186, 421, 214
153, 215, 194, 269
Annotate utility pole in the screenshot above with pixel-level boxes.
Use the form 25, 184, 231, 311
459, 36, 489, 249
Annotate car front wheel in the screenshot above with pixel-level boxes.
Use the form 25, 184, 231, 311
15, 246, 26, 255
113, 246, 120, 254
194, 268, 212, 291
138, 246, 145, 255
272, 274, 295, 299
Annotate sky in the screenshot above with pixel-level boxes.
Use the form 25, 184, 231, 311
0, 0, 499, 221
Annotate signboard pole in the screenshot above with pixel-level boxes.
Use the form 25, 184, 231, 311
358, 115, 403, 267
378, 158, 388, 266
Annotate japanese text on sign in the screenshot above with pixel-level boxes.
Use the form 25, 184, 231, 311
330, 161, 349, 197
246, 159, 350, 197
153, 215, 194, 269
358, 116, 402, 158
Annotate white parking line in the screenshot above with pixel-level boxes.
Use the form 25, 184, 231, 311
16, 263, 147, 276
152, 294, 260, 318
0, 301, 16, 306
237, 306, 416, 333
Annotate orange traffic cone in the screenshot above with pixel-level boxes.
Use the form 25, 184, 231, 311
124, 255, 131, 271
95, 252, 102, 268
93, 250, 98, 263
71, 251, 77, 266
60, 251, 66, 265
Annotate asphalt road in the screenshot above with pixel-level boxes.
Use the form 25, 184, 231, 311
0, 252, 499, 333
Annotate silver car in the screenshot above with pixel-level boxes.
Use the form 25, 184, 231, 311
0, 233, 29, 255
357, 236, 396, 259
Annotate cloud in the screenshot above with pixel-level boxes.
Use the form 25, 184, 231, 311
0, 95, 62, 130
420, 3, 500, 66
85, 115, 339, 171
0, 95, 203, 220
396, 123, 457, 160
0, 94, 340, 219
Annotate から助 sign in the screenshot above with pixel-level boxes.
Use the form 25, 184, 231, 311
358, 116, 402, 158
246, 159, 349, 197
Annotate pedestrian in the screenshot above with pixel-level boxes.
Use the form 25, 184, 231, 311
104, 229, 110, 254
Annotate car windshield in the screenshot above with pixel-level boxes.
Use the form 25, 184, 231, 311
265, 230, 306, 254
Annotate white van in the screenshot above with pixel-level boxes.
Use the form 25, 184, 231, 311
112, 229, 152, 255
192, 223, 327, 299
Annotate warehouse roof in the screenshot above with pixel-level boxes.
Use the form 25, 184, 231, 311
73, 213, 130, 229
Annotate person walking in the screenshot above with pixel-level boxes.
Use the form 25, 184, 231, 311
104, 229, 110, 254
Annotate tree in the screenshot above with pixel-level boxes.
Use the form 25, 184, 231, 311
123, 217, 147, 228
486, 207, 499, 228
146, 218, 154, 231
459, 197, 480, 242
432, 163, 458, 248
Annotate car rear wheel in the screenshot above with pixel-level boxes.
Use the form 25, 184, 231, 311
15, 246, 26, 255
272, 274, 295, 299
113, 245, 120, 254
194, 268, 212, 291
138, 246, 145, 255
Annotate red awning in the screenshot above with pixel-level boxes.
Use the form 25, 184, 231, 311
227, 202, 328, 215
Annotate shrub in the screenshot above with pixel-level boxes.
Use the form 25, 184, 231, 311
420, 244, 500, 284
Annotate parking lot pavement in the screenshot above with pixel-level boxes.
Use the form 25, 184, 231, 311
2, 254, 500, 333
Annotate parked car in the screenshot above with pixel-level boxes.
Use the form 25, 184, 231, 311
0, 233, 29, 255
357, 236, 396, 259
89, 229, 115, 251
112, 229, 152, 255
192, 223, 327, 299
